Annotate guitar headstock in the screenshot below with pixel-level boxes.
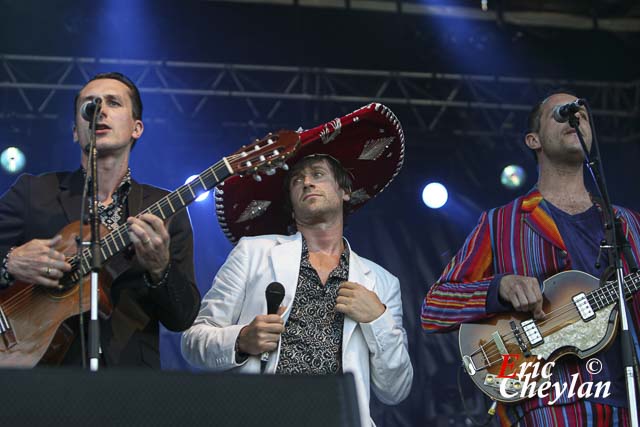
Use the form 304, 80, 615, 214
226, 130, 300, 181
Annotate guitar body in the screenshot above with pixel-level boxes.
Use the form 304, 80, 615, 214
0, 221, 112, 368
459, 270, 619, 403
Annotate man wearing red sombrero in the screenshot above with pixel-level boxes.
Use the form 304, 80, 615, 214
181, 104, 413, 426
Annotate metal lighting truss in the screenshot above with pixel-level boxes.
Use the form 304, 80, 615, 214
1, 53, 639, 146
205, 0, 640, 33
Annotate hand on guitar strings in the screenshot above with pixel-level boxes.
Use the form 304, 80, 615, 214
127, 213, 171, 282
6, 235, 72, 288
498, 275, 546, 320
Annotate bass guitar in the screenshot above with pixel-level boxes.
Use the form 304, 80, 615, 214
0, 131, 300, 367
459, 269, 639, 402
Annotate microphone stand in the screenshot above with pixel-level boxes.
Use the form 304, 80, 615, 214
569, 101, 638, 426
87, 98, 103, 372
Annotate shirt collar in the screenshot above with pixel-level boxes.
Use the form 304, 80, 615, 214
81, 167, 132, 204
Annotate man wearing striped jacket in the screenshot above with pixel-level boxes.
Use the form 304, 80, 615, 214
422, 92, 640, 426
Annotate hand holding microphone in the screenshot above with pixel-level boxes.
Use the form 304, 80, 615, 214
260, 282, 285, 368
235, 282, 286, 371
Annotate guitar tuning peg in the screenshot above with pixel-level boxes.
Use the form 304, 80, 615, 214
265, 168, 276, 176
253, 174, 262, 182
281, 163, 289, 171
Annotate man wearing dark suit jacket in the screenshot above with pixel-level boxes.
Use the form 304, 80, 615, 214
0, 72, 200, 368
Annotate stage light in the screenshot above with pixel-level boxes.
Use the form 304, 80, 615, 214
500, 165, 526, 189
481, 0, 488, 11
185, 175, 210, 202
0, 147, 26, 174
422, 182, 448, 209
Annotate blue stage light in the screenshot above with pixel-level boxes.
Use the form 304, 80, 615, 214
422, 182, 448, 209
185, 175, 210, 202
0, 147, 26, 174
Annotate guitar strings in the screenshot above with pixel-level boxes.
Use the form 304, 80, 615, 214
469, 279, 637, 370
1, 285, 40, 314
89, 149, 287, 258
476, 293, 613, 363
473, 310, 583, 369
478, 276, 637, 352
474, 294, 628, 370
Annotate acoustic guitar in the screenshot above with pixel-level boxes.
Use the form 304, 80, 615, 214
0, 131, 300, 367
458, 269, 639, 402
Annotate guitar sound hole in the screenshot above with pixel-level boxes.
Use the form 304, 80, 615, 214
59, 270, 81, 290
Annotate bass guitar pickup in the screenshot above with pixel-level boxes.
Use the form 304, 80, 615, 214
572, 292, 596, 321
520, 319, 543, 348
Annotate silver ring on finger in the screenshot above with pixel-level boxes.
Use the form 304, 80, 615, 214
142, 237, 151, 245
46, 266, 51, 277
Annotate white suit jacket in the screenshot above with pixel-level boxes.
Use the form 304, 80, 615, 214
181, 233, 413, 425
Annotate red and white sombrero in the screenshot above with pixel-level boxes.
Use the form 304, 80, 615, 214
215, 103, 405, 243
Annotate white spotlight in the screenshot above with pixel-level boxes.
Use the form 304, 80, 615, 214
0, 147, 26, 174
185, 175, 210, 202
422, 182, 448, 209
500, 165, 526, 189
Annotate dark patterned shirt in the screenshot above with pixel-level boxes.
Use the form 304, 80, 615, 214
87, 168, 132, 231
96, 169, 131, 231
276, 237, 349, 375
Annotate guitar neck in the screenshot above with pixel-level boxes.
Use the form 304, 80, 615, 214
587, 270, 640, 310
70, 159, 232, 278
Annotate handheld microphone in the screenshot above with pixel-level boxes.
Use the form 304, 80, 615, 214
552, 98, 585, 123
80, 98, 103, 122
260, 282, 285, 371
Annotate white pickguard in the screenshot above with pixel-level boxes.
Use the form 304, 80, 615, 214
531, 304, 615, 359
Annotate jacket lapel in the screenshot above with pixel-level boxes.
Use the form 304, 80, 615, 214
58, 169, 85, 224
522, 189, 567, 251
269, 233, 303, 314
104, 180, 146, 281
343, 243, 373, 353
128, 179, 145, 216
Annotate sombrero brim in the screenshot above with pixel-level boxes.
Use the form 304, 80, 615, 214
215, 103, 405, 243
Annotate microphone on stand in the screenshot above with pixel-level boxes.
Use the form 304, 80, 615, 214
260, 282, 285, 373
80, 98, 103, 122
552, 98, 585, 123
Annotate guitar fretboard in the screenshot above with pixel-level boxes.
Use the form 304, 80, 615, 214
586, 271, 640, 310
65, 159, 231, 284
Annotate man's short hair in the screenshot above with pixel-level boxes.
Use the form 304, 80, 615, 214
74, 72, 143, 149
525, 89, 578, 163
283, 154, 354, 225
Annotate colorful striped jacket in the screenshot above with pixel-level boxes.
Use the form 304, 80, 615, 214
421, 188, 640, 424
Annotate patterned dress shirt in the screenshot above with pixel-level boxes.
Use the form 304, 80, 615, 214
276, 237, 349, 375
